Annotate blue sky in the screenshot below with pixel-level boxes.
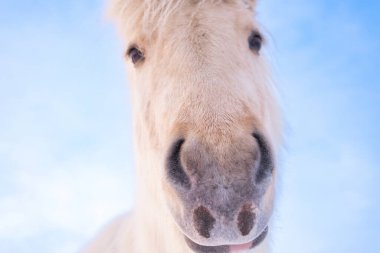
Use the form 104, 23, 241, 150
0, 1, 379, 253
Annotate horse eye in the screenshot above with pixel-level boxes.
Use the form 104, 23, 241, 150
127, 46, 145, 65
248, 31, 263, 53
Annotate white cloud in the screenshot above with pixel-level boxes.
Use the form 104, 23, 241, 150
257, 1, 380, 252
0, 142, 134, 250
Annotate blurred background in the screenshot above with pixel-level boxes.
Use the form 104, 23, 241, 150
0, 0, 379, 252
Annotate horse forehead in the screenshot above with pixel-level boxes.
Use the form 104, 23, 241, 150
172, 3, 248, 34
145, 2, 249, 41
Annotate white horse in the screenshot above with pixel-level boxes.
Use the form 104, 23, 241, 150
82, 0, 282, 252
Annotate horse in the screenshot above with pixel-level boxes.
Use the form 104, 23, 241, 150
82, 0, 282, 252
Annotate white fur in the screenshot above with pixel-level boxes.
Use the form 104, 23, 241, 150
81, 1, 282, 252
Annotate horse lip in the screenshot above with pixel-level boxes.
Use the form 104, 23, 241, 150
184, 226, 268, 253
247, 226, 268, 249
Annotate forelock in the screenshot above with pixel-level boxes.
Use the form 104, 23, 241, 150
108, 0, 255, 37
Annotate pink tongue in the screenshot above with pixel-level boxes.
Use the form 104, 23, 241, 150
229, 242, 252, 252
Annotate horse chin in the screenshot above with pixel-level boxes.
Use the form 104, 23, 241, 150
182, 226, 269, 253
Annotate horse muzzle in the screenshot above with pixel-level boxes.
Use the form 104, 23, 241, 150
165, 132, 275, 251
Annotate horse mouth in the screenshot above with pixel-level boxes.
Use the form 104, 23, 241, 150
184, 226, 268, 253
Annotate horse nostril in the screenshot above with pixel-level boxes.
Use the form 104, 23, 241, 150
193, 206, 216, 238
237, 203, 256, 236
252, 133, 274, 183
166, 139, 191, 189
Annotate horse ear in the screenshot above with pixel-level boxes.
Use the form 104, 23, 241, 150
241, 0, 256, 10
